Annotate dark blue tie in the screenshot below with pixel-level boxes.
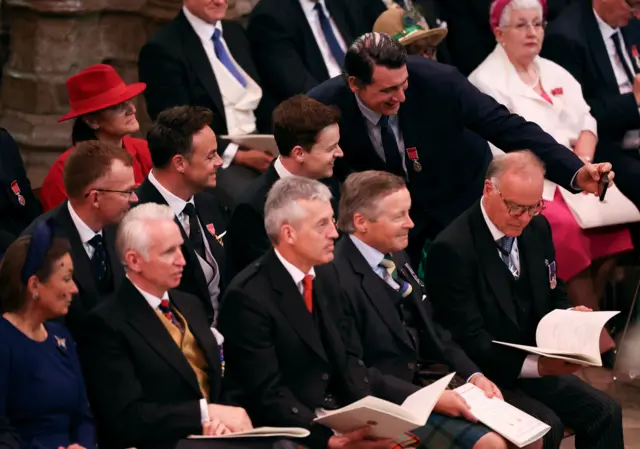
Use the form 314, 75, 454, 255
88, 234, 109, 287
212, 28, 247, 88
612, 32, 635, 84
314, 3, 345, 68
378, 115, 405, 176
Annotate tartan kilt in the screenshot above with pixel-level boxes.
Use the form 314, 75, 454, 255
388, 413, 492, 449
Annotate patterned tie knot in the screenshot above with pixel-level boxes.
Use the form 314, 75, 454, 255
498, 236, 515, 255
159, 299, 171, 314
378, 255, 396, 272
88, 234, 104, 250
212, 28, 222, 41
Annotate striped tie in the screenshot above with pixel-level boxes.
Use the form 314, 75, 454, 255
378, 255, 413, 298
497, 236, 519, 278
159, 299, 185, 333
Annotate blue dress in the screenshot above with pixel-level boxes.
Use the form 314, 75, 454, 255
0, 318, 96, 449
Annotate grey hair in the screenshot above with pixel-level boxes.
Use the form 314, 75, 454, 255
499, 0, 544, 27
264, 177, 333, 244
486, 150, 546, 188
116, 203, 176, 265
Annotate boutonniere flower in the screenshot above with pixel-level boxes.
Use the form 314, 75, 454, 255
551, 87, 563, 96
54, 335, 67, 352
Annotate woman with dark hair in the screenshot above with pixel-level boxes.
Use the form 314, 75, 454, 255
0, 221, 96, 449
40, 64, 152, 211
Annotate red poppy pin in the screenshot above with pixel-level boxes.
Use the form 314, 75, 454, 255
550, 87, 563, 96
206, 223, 216, 237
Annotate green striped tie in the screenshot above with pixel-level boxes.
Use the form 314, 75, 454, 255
378, 255, 413, 298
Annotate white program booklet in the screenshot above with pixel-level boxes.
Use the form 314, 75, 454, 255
221, 134, 279, 156
454, 383, 549, 447
313, 372, 455, 438
188, 427, 310, 439
493, 309, 619, 366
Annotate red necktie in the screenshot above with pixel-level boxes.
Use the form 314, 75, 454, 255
302, 275, 313, 313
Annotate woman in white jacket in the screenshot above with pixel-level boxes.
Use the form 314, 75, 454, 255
468, 0, 633, 342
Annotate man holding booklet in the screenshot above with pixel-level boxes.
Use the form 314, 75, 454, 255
426, 152, 624, 449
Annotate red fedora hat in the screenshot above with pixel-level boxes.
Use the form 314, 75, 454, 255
57, 64, 146, 122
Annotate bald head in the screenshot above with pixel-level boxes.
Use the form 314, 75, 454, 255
487, 151, 546, 187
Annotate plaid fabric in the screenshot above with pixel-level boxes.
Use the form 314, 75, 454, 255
388, 413, 492, 449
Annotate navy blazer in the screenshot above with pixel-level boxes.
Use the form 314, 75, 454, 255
308, 57, 583, 232
543, 1, 640, 141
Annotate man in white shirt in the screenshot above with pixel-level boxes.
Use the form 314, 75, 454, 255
543, 0, 640, 206
426, 151, 624, 449
23, 140, 138, 339
78, 203, 255, 449
139, 0, 275, 208
135, 105, 228, 326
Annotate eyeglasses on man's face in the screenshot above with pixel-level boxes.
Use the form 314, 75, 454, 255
84, 188, 136, 198
494, 187, 545, 217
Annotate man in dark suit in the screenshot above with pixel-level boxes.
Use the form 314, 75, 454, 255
135, 106, 227, 326
226, 95, 343, 277
0, 128, 42, 254
247, 0, 382, 103
542, 0, 640, 206
139, 0, 275, 208
79, 203, 259, 449
22, 141, 136, 339
308, 32, 612, 264
425, 151, 623, 449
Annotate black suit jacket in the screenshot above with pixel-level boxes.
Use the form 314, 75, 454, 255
424, 201, 573, 387
21, 202, 124, 339
139, 12, 274, 154
135, 178, 227, 324
0, 128, 42, 246
218, 250, 417, 449
328, 236, 479, 382
308, 57, 583, 234
78, 279, 227, 449
247, 0, 379, 102
543, 1, 640, 141
226, 164, 342, 277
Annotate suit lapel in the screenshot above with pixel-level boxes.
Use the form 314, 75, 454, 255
583, 4, 620, 90
621, 27, 640, 74
517, 227, 548, 321
121, 280, 203, 396
468, 203, 519, 327
171, 290, 222, 400
104, 225, 124, 291
177, 12, 226, 121
266, 251, 328, 362
54, 203, 100, 308
325, 0, 353, 44
194, 195, 225, 272
341, 238, 414, 349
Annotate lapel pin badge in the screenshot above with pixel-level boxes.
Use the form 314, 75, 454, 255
406, 147, 422, 172
548, 260, 557, 290
10, 180, 25, 206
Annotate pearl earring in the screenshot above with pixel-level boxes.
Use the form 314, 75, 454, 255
33, 293, 39, 300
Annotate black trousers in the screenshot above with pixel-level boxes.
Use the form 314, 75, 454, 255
502, 374, 623, 449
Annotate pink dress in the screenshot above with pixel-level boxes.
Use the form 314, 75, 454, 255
538, 91, 634, 280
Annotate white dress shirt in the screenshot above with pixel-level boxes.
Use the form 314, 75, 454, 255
273, 157, 295, 179
148, 170, 221, 322
183, 6, 263, 168
274, 249, 315, 294
479, 198, 540, 378
298, 0, 347, 78
67, 201, 102, 259
355, 96, 408, 176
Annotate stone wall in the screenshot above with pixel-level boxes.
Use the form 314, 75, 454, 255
0, 0, 259, 187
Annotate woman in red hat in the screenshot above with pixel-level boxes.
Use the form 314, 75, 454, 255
40, 64, 152, 211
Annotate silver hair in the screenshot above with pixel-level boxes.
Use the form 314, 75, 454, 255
116, 203, 175, 265
499, 0, 544, 27
486, 150, 546, 188
264, 177, 333, 244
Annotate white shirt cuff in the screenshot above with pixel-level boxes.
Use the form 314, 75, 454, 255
570, 171, 580, 191
466, 372, 483, 383
519, 354, 541, 378
200, 398, 210, 424
221, 143, 240, 169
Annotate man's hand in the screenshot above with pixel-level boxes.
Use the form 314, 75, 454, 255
469, 374, 503, 400
537, 357, 581, 377
328, 427, 394, 449
203, 417, 232, 436
207, 404, 253, 432
433, 390, 477, 422
574, 162, 614, 196
234, 149, 274, 173
59, 445, 85, 449
573, 305, 592, 312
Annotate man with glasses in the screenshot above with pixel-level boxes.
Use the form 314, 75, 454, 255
22, 140, 138, 339
425, 151, 624, 449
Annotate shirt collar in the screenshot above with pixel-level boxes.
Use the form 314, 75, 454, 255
67, 201, 102, 244
148, 170, 195, 217
480, 196, 505, 241
274, 249, 316, 287
355, 94, 382, 126
273, 157, 295, 179
128, 275, 169, 310
593, 8, 617, 39
299, 0, 328, 17
182, 5, 223, 43
349, 234, 385, 269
